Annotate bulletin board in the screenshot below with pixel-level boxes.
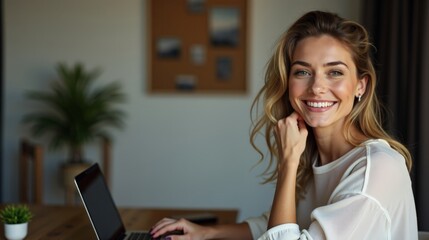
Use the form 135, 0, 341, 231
147, 0, 248, 94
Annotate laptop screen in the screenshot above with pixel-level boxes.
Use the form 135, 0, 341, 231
75, 163, 125, 240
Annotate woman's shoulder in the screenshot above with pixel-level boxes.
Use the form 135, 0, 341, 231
335, 139, 399, 174
363, 138, 406, 168
363, 139, 414, 211
331, 139, 409, 199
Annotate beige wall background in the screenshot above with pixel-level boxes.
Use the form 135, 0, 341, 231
2, 0, 361, 220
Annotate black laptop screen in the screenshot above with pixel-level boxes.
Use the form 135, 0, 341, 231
75, 163, 125, 240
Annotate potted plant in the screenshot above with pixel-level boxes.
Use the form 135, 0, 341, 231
22, 62, 126, 194
0, 205, 33, 240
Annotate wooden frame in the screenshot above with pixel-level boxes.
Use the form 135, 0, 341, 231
148, 0, 248, 94
19, 139, 44, 204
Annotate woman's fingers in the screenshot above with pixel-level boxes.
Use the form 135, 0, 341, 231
150, 218, 182, 237
151, 218, 204, 239
276, 112, 308, 164
151, 218, 175, 232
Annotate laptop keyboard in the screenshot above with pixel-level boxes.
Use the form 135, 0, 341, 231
128, 232, 152, 240
127, 230, 183, 240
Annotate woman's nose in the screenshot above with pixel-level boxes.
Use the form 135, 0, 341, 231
310, 75, 326, 94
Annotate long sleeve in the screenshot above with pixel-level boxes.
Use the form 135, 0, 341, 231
245, 211, 270, 239
258, 194, 389, 240
256, 139, 417, 240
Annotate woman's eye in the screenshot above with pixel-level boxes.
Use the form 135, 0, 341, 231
294, 70, 311, 77
329, 70, 343, 77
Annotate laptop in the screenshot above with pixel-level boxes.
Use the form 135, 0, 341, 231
74, 163, 162, 240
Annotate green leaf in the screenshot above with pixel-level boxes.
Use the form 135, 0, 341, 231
22, 62, 127, 163
0, 205, 33, 224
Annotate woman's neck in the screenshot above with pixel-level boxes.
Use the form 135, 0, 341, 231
313, 125, 365, 165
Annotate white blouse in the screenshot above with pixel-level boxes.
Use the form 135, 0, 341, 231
246, 139, 418, 240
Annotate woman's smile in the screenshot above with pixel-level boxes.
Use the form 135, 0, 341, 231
305, 100, 336, 111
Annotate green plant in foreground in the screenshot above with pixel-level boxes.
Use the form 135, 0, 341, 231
0, 205, 33, 224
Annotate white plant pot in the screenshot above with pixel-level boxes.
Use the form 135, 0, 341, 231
4, 222, 28, 240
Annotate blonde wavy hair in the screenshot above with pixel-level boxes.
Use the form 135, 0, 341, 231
250, 11, 412, 200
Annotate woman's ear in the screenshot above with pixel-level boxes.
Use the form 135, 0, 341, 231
356, 75, 368, 97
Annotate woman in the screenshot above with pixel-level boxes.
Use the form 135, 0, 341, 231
150, 11, 418, 240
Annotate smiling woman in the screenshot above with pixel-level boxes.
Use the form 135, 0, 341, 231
148, 10, 418, 240
249, 10, 417, 240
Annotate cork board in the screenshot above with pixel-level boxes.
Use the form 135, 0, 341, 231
147, 0, 248, 94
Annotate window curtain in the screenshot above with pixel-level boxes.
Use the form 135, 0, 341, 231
0, 0, 3, 202
362, 0, 429, 231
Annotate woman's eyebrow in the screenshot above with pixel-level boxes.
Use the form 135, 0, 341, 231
291, 60, 349, 69
324, 61, 349, 68
291, 61, 311, 67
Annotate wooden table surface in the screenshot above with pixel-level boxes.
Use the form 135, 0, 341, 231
0, 204, 238, 240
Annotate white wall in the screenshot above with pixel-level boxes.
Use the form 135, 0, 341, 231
2, 0, 361, 221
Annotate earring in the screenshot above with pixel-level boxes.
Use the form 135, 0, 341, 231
357, 94, 362, 102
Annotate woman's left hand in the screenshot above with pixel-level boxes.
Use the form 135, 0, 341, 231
150, 217, 209, 240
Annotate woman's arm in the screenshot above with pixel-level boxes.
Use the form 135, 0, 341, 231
268, 113, 307, 229
267, 164, 298, 228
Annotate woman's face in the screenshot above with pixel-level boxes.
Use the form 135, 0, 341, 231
288, 35, 366, 130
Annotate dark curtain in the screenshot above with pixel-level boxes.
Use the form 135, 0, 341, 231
0, 0, 3, 202
362, 0, 429, 231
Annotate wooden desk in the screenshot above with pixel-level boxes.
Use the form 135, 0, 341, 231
0, 204, 238, 240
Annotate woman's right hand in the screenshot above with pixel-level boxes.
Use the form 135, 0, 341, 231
150, 217, 211, 240
275, 112, 308, 168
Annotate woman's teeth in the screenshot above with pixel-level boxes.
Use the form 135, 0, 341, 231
306, 101, 334, 108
